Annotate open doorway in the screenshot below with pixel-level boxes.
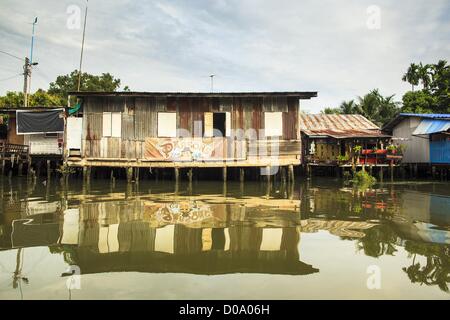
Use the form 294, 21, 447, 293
213, 112, 226, 137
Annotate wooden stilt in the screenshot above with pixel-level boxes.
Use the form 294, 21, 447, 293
174, 167, 179, 183
27, 157, 32, 178
432, 165, 436, 179
266, 166, 271, 184
223, 181, 227, 197
288, 164, 294, 184
18, 162, 23, 177
281, 167, 287, 185
239, 168, 245, 183
188, 168, 193, 184
223, 167, 227, 182
46, 160, 51, 181
379, 166, 384, 182
390, 162, 394, 182
126, 167, 133, 183
1, 160, 5, 176
135, 167, 140, 184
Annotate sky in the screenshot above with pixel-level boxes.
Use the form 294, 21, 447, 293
0, 0, 449, 113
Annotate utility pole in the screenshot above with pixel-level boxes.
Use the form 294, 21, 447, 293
77, 0, 89, 91
27, 17, 37, 100
23, 17, 38, 107
23, 57, 30, 107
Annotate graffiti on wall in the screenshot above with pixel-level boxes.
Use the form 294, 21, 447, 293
144, 137, 228, 161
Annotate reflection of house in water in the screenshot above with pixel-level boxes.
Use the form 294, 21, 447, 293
399, 190, 450, 226
1, 200, 319, 276
62, 201, 317, 275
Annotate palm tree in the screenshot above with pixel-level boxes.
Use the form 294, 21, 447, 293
339, 100, 357, 114
402, 63, 420, 91
417, 62, 432, 90
357, 89, 381, 121
357, 89, 399, 126
430, 60, 449, 85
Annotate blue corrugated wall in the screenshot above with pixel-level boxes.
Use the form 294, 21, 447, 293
430, 140, 450, 164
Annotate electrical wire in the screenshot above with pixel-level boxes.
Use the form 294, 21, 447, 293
0, 49, 23, 61
0, 73, 22, 82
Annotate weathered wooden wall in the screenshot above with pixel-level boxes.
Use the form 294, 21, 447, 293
82, 96, 300, 159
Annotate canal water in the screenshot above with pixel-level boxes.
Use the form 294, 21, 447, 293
0, 176, 448, 299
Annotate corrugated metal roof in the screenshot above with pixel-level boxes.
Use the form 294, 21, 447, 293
412, 119, 450, 135
69, 91, 318, 99
399, 113, 450, 119
383, 113, 450, 132
299, 114, 387, 138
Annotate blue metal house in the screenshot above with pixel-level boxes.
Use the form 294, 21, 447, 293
383, 113, 450, 165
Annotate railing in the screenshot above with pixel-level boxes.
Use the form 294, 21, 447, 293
0, 142, 30, 161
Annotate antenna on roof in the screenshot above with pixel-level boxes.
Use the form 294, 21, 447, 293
209, 74, 215, 93
77, 0, 89, 92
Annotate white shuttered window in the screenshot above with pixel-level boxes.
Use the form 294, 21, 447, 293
102, 112, 121, 138
264, 112, 282, 137
158, 112, 177, 137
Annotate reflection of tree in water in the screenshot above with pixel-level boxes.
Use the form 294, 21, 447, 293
355, 224, 398, 257
402, 241, 450, 293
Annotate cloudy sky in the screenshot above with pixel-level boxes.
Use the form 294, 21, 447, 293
0, 0, 449, 112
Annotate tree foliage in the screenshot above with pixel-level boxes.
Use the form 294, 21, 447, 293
322, 90, 400, 126
401, 60, 450, 113
0, 70, 125, 108
0, 90, 63, 108
48, 70, 122, 99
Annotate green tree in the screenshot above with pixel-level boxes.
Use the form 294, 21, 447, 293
0, 90, 62, 108
322, 107, 340, 114
339, 99, 358, 114
428, 60, 450, 113
357, 89, 399, 126
402, 63, 420, 91
401, 91, 436, 113
400, 60, 449, 113
0, 91, 24, 107
48, 70, 124, 102
29, 89, 63, 106
417, 62, 432, 90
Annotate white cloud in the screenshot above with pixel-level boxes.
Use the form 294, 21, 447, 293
0, 0, 448, 112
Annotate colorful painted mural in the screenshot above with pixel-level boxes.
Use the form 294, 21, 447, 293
144, 137, 239, 161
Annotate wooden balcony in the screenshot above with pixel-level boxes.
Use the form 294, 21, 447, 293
0, 142, 29, 162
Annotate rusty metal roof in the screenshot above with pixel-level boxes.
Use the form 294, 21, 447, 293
299, 114, 389, 139
68, 91, 318, 99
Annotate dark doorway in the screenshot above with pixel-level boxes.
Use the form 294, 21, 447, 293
213, 112, 226, 137
340, 141, 346, 156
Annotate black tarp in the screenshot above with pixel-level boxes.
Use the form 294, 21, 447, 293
16, 109, 64, 134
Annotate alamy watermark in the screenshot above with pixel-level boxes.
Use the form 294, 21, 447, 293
366, 5, 381, 30
66, 5, 81, 30
366, 265, 381, 290
64, 265, 81, 290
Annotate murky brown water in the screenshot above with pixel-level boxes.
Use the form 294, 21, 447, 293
0, 176, 449, 299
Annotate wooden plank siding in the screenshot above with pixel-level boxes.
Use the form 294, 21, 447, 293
80, 95, 301, 162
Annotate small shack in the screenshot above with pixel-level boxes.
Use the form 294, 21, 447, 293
0, 107, 65, 176
299, 114, 399, 176
383, 113, 450, 176
66, 91, 317, 181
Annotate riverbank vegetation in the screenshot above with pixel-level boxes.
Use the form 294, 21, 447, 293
323, 59, 450, 126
